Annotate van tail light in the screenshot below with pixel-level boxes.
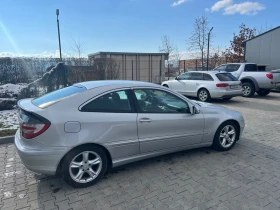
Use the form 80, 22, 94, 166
22, 123, 50, 139
19, 109, 50, 139
266, 73, 273, 80
216, 83, 229, 87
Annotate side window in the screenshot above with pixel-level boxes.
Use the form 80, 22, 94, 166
245, 64, 258, 72
203, 74, 214, 81
133, 89, 190, 114
81, 90, 133, 113
178, 73, 191, 80
190, 73, 203, 80
225, 64, 240, 72
214, 65, 226, 71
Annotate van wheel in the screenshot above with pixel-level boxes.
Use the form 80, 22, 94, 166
242, 82, 255, 97
198, 89, 211, 102
62, 145, 107, 188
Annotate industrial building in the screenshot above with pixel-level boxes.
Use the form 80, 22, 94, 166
244, 26, 280, 71
88, 52, 169, 83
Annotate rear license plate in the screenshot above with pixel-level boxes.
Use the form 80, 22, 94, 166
230, 85, 239, 89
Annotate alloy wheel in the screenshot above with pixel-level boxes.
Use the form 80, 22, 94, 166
69, 151, 102, 183
199, 90, 208, 101
219, 125, 236, 148
242, 85, 251, 96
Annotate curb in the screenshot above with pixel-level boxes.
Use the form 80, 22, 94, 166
0, 136, 14, 145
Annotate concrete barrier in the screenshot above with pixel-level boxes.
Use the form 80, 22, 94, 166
0, 136, 14, 145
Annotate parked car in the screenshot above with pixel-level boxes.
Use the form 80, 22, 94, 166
212, 63, 280, 97
161, 71, 242, 102
15, 80, 245, 188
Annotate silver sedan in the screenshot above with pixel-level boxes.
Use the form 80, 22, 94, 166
15, 80, 245, 187
162, 71, 243, 102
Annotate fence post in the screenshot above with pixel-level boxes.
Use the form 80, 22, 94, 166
160, 60, 162, 84
184, 60, 186, 73
132, 60, 133, 80
196, 60, 198, 71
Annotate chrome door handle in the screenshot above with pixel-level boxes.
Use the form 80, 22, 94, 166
139, 118, 152, 123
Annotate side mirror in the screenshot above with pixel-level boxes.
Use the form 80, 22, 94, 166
191, 106, 200, 115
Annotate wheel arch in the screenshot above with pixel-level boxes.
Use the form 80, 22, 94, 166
197, 87, 211, 97
241, 77, 259, 91
55, 143, 113, 176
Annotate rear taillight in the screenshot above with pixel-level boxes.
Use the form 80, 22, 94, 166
19, 109, 50, 139
266, 73, 273, 80
216, 83, 229, 87
22, 123, 50, 139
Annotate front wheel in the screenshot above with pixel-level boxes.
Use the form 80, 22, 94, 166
198, 89, 211, 102
62, 145, 107, 188
212, 121, 238, 151
257, 89, 270, 96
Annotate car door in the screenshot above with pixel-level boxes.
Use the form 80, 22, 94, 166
171, 73, 191, 94
133, 88, 205, 154
79, 89, 139, 159
185, 72, 203, 96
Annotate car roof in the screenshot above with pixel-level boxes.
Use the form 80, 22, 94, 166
186, 71, 224, 75
76, 80, 159, 90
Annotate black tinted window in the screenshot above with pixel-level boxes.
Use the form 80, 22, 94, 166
225, 64, 240, 72
245, 64, 258, 72
203, 74, 214, 81
81, 90, 133, 112
32, 85, 86, 108
134, 89, 190, 113
216, 73, 238, 81
190, 73, 203, 80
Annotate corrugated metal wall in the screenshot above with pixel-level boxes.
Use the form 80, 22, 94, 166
245, 27, 280, 71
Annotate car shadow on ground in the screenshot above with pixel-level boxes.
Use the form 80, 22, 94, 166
32, 137, 280, 209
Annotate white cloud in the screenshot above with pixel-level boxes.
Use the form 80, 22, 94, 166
211, 0, 232, 12
0, 50, 71, 58
171, 0, 189, 7
224, 2, 265, 15
209, 0, 265, 15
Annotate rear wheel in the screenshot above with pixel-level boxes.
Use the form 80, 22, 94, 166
62, 145, 107, 188
198, 89, 211, 102
213, 121, 238, 151
257, 89, 270, 96
242, 82, 255, 97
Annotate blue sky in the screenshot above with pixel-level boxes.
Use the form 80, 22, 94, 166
0, 0, 279, 57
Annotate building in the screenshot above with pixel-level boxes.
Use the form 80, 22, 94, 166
244, 26, 280, 71
88, 52, 169, 83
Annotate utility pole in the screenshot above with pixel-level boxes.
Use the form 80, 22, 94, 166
56, 9, 62, 61
207, 27, 214, 71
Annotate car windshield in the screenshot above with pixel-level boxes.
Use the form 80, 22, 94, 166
32, 85, 86, 108
216, 73, 238, 81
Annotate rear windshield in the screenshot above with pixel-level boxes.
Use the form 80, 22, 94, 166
32, 85, 86, 108
216, 73, 238, 81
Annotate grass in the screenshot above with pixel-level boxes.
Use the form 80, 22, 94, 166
0, 129, 17, 137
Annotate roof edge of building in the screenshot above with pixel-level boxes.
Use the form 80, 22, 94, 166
243, 26, 280, 43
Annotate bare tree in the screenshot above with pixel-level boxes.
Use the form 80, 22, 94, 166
188, 15, 210, 70
69, 38, 87, 66
159, 35, 175, 79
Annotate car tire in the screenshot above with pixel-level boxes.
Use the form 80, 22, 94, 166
62, 145, 107, 188
212, 121, 238, 151
256, 89, 270, 96
198, 89, 211, 102
163, 84, 169, 88
223, 97, 232, 101
242, 82, 255, 97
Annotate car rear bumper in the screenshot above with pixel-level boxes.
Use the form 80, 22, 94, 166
14, 131, 68, 175
210, 90, 243, 99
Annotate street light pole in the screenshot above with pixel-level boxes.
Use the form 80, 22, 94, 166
207, 27, 214, 71
56, 9, 62, 61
